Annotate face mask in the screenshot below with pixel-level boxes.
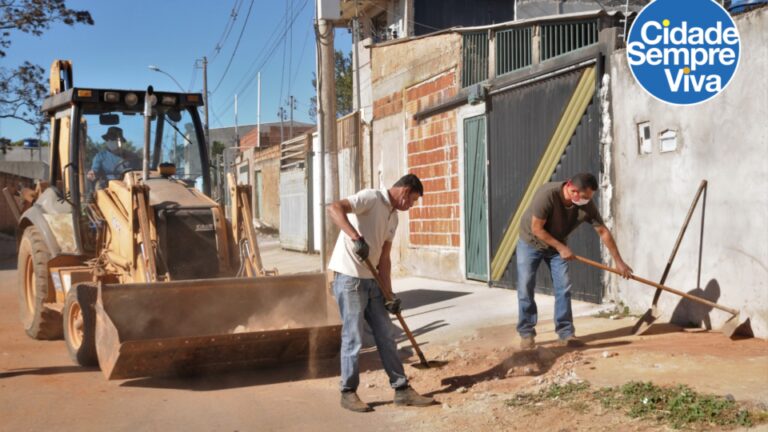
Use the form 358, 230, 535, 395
572, 197, 590, 206
106, 140, 118, 151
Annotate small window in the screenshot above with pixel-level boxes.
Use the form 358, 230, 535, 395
659, 129, 678, 153
637, 122, 652, 155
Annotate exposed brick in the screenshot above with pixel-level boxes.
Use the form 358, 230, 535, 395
419, 220, 460, 233
450, 176, 459, 190
408, 136, 445, 154
408, 148, 448, 168
420, 177, 448, 193
421, 190, 459, 206
451, 234, 460, 247
448, 145, 458, 160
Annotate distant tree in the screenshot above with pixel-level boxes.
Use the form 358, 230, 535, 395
211, 140, 226, 158
0, 1, 94, 134
309, 50, 353, 123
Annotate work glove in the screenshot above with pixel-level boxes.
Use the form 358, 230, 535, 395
384, 297, 402, 315
352, 237, 369, 261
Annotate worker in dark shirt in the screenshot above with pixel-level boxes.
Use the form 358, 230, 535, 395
517, 173, 632, 349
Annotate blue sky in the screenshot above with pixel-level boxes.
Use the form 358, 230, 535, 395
1, 0, 351, 140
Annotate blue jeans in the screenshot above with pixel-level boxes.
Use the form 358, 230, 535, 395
332, 273, 408, 392
516, 239, 575, 340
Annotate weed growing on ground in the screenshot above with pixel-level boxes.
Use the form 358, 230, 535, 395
505, 381, 768, 429
595, 381, 765, 429
505, 382, 589, 407
593, 301, 637, 319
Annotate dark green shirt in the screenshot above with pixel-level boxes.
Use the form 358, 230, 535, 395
519, 181, 604, 251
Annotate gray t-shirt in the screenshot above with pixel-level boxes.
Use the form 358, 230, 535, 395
519, 181, 604, 251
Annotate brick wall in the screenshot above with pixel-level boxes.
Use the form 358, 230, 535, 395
373, 90, 403, 119
405, 70, 460, 248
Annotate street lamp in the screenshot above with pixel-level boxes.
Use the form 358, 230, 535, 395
148, 65, 185, 92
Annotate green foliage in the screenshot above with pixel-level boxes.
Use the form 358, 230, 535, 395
211, 140, 226, 158
593, 301, 637, 319
0, 1, 94, 133
309, 50, 353, 122
505, 382, 590, 407
596, 381, 762, 429
505, 381, 768, 429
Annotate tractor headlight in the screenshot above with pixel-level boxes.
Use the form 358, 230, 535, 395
125, 92, 138, 106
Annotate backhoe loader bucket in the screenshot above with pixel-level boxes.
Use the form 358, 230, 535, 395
95, 273, 341, 380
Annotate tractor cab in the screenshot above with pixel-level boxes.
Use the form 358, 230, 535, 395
35, 60, 211, 257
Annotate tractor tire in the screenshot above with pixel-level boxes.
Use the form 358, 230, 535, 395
17, 226, 62, 340
63, 284, 98, 367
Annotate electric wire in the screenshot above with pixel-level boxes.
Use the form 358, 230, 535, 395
211, 0, 256, 94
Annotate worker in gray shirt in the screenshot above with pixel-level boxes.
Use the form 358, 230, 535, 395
517, 173, 633, 349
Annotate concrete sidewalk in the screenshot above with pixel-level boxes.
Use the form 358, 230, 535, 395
259, 236, 606, 347
388, 277, 604, 348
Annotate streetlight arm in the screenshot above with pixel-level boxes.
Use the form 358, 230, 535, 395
148, 65, 185, 92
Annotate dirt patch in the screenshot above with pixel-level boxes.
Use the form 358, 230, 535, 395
388, 316, 768, 431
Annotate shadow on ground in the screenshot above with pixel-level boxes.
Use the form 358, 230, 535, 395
427, 340, 631, 397
397, 289, 470, 310
120, 358, 339, 391
120, 340, 420, 391
0, 365, 98, 378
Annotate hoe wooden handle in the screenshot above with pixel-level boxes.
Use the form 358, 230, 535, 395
362, 258, 430, 366
574, 255, 738, 315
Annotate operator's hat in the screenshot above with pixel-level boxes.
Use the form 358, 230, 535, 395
102, 126, 125, 141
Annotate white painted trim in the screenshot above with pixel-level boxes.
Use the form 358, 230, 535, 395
457, 102, 487, 283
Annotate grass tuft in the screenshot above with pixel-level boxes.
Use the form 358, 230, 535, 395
505, 381, 768, 429
595, 381, 763, 429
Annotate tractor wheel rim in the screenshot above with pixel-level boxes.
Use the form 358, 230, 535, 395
24, 255, 35, 315
68, 302, 83, 349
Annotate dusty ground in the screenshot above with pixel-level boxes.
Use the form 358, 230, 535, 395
391, 318, 768, 431
1, 234, 767, 431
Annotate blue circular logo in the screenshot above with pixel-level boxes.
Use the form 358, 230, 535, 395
627, 0, 741, 106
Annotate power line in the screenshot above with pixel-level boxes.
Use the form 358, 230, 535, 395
187, 61, 198, 91
216, 0, 309, 116
221, 1, 297, 99
279, 1, 289, 120
209, 0, 244, 63
211, 0, 256, 94
288, 0, 293, 98
289, 25, 312, 94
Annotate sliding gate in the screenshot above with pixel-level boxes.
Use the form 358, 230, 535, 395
487, 66, 603, 303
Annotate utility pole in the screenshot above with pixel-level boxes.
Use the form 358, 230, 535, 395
317, 17, 339, 267
234, 93, 240, 147
287, 95, 297, 138
201, 56, 210, 160
257, 72, 261, 148
277, 106, 287, 143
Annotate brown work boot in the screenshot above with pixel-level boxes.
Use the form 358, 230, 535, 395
394, 386, 434, 407
341, 391, 372, 412
558, 335, 585, 347
520, 335, 535, 350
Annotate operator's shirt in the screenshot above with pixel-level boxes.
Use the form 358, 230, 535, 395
519, 181, 604, 251
328, 188, 398, 279
91, 150, 127, 180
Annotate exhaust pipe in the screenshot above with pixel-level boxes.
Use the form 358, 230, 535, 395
143, 86, 154, 182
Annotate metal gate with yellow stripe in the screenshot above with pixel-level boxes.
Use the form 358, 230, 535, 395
487, 65, 603, 303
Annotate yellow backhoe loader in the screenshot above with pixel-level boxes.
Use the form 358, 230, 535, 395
4, 60, 340, 380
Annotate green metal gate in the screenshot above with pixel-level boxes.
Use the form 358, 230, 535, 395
464, 115, 488, 281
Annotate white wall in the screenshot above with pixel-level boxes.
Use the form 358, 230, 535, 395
608, 8, 768, 337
